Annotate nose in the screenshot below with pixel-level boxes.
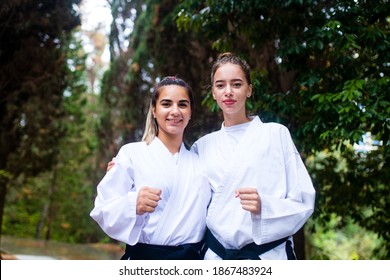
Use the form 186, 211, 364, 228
171, 104, 180, 115
225, 84, 233, 96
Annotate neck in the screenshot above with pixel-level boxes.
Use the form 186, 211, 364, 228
157, 134, 183, 154
223, 113, 251, 127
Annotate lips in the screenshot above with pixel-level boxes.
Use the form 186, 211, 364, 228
167, 118, 182, 125
223, 99, 236, 105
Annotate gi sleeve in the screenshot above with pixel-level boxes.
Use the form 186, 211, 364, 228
252, 126, 316, 244
90, 145, 147, 245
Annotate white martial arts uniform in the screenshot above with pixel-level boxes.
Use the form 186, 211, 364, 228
192, 116, 316, 260
90, 137, 211, 247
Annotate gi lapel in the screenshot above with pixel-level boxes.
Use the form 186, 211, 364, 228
149, 140, 186, 244
208, 117, 263, 224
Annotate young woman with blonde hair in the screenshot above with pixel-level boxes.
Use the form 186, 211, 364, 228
91, 76, 211, 260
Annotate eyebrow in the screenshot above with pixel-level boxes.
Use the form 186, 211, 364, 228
159, 99, 190, 103
214, 78, 244, 83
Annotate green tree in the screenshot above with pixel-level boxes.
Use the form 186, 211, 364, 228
0, 0, 83, 241
3, 34, 99, 241
94, 0, 148, 188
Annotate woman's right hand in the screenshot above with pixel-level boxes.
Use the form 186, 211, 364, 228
106, 158, 115, 172
136, 186, 162, 215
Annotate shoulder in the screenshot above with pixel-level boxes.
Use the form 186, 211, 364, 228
260, 122, 298, 154
120, 141, 146, 150
116, 141, 147, 160
191, 130, 221, 154
195, 129, 221, 144
259, 120, 290, 135
114, 142, 150, 169
251, 118, 294, 148
265, 122, 288, 130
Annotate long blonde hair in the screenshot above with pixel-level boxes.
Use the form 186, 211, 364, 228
141, 76, 194, 144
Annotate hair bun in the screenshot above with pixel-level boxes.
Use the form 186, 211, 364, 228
218, 52, 234, 59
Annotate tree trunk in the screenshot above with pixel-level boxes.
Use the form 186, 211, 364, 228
35, 202, 49, 239
45, 170, 57, 241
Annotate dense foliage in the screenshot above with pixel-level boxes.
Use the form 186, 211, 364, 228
0, 0, 96, 241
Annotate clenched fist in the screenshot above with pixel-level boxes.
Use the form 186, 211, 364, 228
136, 186, 162, 215
235, 187, 261, 214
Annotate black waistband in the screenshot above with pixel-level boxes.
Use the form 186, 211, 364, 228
204, 229, 294, 260
121, 241, 204, 260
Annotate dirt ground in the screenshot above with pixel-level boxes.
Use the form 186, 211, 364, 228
1, 250, 18, 260
1, 236, 124, 260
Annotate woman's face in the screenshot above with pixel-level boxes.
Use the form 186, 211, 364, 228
153, 85, 191, 140
212, 63, 252, 121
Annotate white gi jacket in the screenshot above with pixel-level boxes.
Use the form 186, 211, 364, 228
90, 137, 211, 246
192, 116, 316, 259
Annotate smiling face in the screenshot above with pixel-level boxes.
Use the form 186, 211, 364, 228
152, 85, 192, 142
212, 63, 252, 125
